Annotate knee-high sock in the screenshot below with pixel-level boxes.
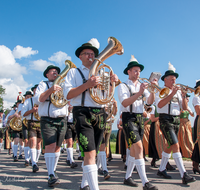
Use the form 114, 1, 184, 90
45, 153, 55, 176
36, 149, 41, 163
172, 152, 186, 178
68, 148, 74, 164
13, 145, 18, 157
0, 143, 2, 149
98, 151, 108, 172
159, 151, 171, 171
54, 152, 60, 172
64, 143, 67, 149
24, 147, 30, 161
79, 150, 82, 157
135, 159, 149, 186
83, 164, 99, 190
125, 148, 130, 166
97, 153, 101, 169
67, 148, 70, 161
19, 145, 24, 156
11, 141, 14, 151
76, 143, 79, 151
125, 156, 135, 179
30, 148, 37, 166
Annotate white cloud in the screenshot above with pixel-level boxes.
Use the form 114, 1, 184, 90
12, 45, 38, 59
48, 51, 71, 66
30, 59, 52, 72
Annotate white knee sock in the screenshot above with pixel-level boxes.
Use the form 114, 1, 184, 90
64, 143, 67, 149
13, 145, 18, 157
68, 148, 74, 164
24, 147, 29, 161
125, 156, 135, 179
19, 145, 24, 155
159, 151, 171, 171
76, 143, 79, 151
67, 148, 70, 161
79, 151, 82, 157
11, 141, 14, 151
0, 143, 2, 149
172, 152, 186, 178
83, 164, 99, 190
30, 148, 37, 166
97, 154, 101, 169
135, 158, 149, 186
45, 153, 55, 176
98, 151, 107, 172
54, 152, 60, 172
125, 148, 130, 166
36, 149, 41, 163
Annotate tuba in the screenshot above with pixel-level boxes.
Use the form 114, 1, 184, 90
9, 111, 22, 131
89, 37, 124, 104
51, 60, 77, 108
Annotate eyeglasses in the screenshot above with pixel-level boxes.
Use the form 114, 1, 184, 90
80, 52, 95, 57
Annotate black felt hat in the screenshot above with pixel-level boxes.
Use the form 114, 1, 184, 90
161, 62, 179, 81
75, 38, 99, 58
43, 65, 60, 78
31, 84, 38, 92
123, 55, 144, 75
23, 91, 33, 97
194, 80, 200, 88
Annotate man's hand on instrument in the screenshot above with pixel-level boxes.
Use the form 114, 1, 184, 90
52, 84, 62, 92
110, 74, 118, 83
139, 82, 148, 93
87, 75, 100, 88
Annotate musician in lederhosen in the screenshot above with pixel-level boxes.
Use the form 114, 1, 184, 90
35, 65, 68, 187
64, 38, 118, 190
22, 87, 42, 172
0, 109, 6, 152
156, 62, 196, 184
191, 80, 200, 174
118, 55, 157, 190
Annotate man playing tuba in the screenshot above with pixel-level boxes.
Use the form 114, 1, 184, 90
64, 38, 119, 190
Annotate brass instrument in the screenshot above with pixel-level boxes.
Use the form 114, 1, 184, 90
144, 104, 152, 113
33, 104, 40, 121
176, 84, 200, 96
9, 110, 22, 131
22, 118, 28, 128
138, 78, 170, 99
51, 60, 77, 108
89, 37, 124, 104
105, 98, 117, 121
17, 92, 25, 103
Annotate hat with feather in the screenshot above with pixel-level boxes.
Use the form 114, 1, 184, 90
194, 79, 200, 88
161, 62, 179, 81
75, 38, 100, 58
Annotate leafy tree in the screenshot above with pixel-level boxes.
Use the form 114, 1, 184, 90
0, 85, 6, 110
110, 133, 116, 142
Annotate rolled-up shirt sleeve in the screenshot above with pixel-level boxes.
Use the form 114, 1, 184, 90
118, 83, 130, 104
34, 81, 47, 104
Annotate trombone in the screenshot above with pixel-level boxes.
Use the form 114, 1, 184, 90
138, 78, 170, 99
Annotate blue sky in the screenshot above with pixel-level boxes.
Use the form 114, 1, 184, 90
0, 0, 199, 129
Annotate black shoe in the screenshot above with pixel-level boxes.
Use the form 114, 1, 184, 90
193, 168, 200, 174
78, 156, 83, 160
144, 157, 148, 162
108, 157, 113, 161
143, 182, 158, 190
54, 171, 60, 183
76, 149, 79, 153
70, 162, 78, 168
80, 185, 90, 190
151, 162, 158, 168
61, 149, 64, 153
157, 169, 172, 179
66, 160, 70, 166
124, 164, 127, 170
14, 156, 18, 162
48, 174, 59, 187
29, 160, 32, 166
25, 160, 29, 166
18, 155, 23, 159
103, 170, 110, 180
182, 172, 196, 184
98, 168, 104, 175
124, 177, 138, 187
32, 164, 39, 172
166, 162, 176, 171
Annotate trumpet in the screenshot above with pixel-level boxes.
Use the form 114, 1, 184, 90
144, 104, 152, 113
176, 84, 200, 96
138, 78, 170, 99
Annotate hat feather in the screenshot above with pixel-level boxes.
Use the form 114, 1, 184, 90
88, 38, 100, 49
196, 79, 200, 83
168, 62, 176, 72
130, 55, 138, 63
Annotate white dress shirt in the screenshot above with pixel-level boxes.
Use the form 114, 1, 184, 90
21, 97, 39, 121
118, 79, 150, 113
5, 109, 16, 124
68, 112, 73, 123
35, 81, 68, 118
18, 103, 24, 119
193, 96, 200, 107
155, 88, 183, 115
64, 64, 104, 108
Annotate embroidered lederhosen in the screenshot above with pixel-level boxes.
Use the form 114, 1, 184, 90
159, 96, 180, 146
122, 83, 145, 146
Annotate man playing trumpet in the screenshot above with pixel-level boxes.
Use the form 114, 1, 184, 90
156, 62, 196, 184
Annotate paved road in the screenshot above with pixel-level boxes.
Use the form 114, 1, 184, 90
0, 149, 200, 190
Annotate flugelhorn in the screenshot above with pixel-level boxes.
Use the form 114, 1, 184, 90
51, 60, 77, 108
138, 78, 170, 99
89, 37, 124, 104
176, 84, 200, 96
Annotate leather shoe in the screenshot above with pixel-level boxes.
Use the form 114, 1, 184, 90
66, 160, 70, 166
157, 169, 172, 179
103, 170, 110, 180
14, 156, 18, 162
70, 162, 78, 168
80, 185, 90, 190
78, 156, 84, 160
124, 177, 138, 187
143, 182, 158, 190
48, 174, 59, 187
182, 172, 196, 184
32, 164, 39, 172
166, 162, 176, 171
98, 168, 104, 175
25, 160, 29, 166
18, 155, 23, 159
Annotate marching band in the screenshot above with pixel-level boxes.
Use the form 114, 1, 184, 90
1, 37, 200, 190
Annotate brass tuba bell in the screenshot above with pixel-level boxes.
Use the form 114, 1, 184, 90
89, 37, 124, 104
9, 111, 22, 131
51, 60, 77, 108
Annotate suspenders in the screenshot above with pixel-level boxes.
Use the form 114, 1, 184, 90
30, 97, 33, 120
44, 81, 51, 117
76, 68, 87, 107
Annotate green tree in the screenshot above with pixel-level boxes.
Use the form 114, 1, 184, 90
110, 133, 116, 142
0, 85, 6, 110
